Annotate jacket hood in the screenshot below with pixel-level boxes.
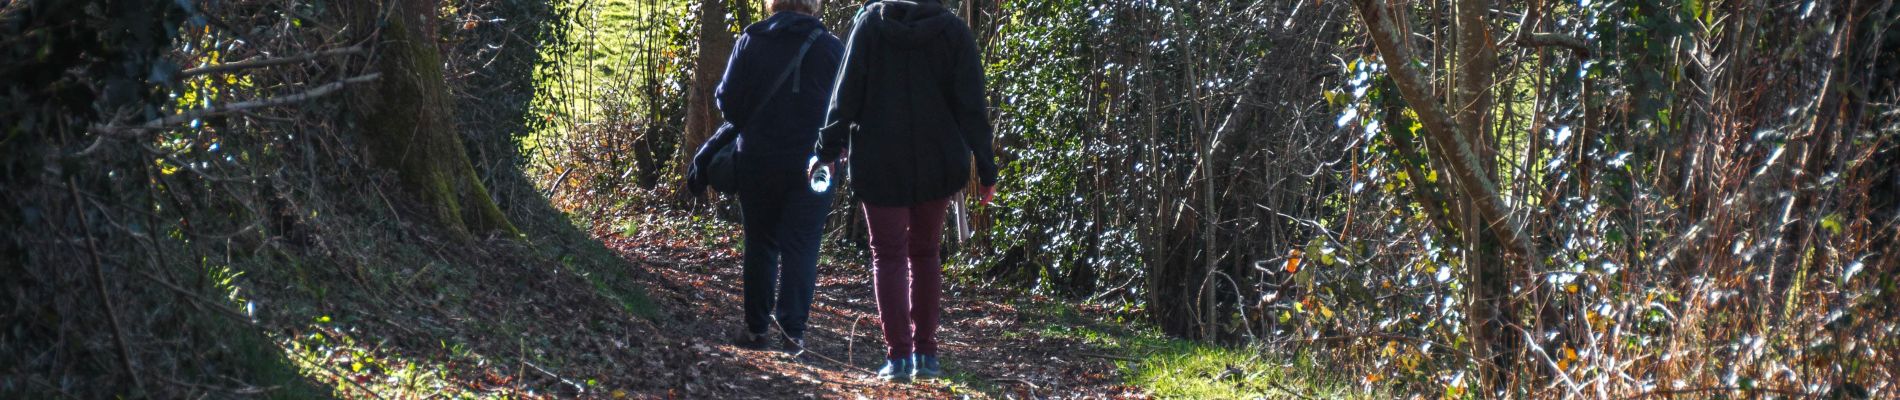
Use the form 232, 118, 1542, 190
745, 11, 825, 38
867, 0, 960, 48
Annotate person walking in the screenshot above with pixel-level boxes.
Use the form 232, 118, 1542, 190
687, 0, 844, 355
810, 0, 998, 383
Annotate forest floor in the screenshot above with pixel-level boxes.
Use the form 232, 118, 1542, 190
594, 214, 1146, 399
253, 205, 1340, 399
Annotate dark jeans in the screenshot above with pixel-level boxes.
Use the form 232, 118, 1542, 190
863, 196, 951, 359
738, 156, 834, 339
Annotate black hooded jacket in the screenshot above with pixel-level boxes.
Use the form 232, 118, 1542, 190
815, 0, 998, 207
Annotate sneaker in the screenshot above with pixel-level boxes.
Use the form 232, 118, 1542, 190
730, 328, 769, 350
780, 335, 805, 356
913, 353, 942, 379
877, 357, 914, 383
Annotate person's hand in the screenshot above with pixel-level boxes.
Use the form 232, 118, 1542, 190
977, 184, 996, 206
808, 149, 846, 181
807, 160, 829, 181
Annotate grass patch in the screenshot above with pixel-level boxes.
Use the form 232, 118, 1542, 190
1128, 342, 1364, 399
527, 0, 691, 149
1014, 299, 1369, 399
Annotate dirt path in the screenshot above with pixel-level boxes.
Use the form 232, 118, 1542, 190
599, 226, 1141, 399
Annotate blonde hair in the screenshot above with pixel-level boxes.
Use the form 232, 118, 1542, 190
767, 0, 820, 15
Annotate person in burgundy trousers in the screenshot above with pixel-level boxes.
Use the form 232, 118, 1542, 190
809, 0, 997, 383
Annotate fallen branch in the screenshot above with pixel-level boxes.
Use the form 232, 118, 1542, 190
522, 360, 586, 395
180, 46, 365, 77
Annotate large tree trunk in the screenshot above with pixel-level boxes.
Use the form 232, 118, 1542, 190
676, 0, 736, 194
348, 0, 520, 239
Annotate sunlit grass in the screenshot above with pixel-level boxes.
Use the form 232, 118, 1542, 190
1129, 342, 1367, 399
278, 321, 474, 398
530, 0, 688, 125
1007, 300, 1371, 399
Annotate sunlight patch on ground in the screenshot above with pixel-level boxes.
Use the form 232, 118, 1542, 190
1019, 300, 1370, 399
277, 321, 477, 398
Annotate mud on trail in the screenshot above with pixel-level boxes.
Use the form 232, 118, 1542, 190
598, 219, 1143, 399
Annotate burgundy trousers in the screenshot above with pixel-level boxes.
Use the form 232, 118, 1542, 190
862, 196, 951, 360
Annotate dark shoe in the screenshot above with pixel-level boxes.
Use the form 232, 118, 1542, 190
730, 328, 769, 350
877, 357, 914, 383
781, 335, 805, 356
913, 353, 942, 379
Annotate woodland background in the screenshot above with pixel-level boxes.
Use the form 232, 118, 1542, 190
3, 0, 1896, 398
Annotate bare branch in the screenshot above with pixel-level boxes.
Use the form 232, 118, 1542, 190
1348, 0, 1534, 264
1518, 33, 1594, 58
179, 46, 365, 78
88, 73, 381, 137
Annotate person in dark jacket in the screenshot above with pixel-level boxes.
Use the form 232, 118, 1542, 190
687, 0, 844, 354
809, 0, 998, 382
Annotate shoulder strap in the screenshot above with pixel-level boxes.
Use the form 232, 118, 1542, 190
741, 29, 826, 127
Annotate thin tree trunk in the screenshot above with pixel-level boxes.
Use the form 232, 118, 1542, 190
1451, 0, 1519, 392
1350, 0, 1529, 393
677, 0, 736, 195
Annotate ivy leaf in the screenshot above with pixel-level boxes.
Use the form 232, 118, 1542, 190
1820, 213, 1843, 236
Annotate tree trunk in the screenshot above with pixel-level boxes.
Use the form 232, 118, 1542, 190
1350, 0, 1530, 394
677, 0, 736, 194
1148, 205, 1205, 338
349, 0, 520, 240
1451, 0, 1520, 393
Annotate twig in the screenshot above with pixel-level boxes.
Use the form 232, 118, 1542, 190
542, 165, 578, 198
847, 315, 864, 367
1074, 352, 1142, 362
152, 374, 280, 395
771, 317, 872, 374
180, 46, 365, 77
991, 377, 1041, 396
125, 265, 253, 322
68, 178, 145, 393
86, 73, 382, 137
522, 360, 586, 395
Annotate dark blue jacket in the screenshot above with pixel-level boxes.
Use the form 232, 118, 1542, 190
815, 0, 997, 207
715, 12, 845, 165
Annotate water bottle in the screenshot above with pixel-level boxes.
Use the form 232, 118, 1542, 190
808, 155, 832, 193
